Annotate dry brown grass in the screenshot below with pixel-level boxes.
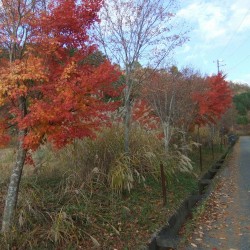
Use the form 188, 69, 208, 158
0, 125, 228, 249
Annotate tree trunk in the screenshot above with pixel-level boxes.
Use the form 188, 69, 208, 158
1, 97, 27, 233
163, 122, 171, 154
124, 96, 131, 155
182, 125, 188, 156
1, 133, 27, 232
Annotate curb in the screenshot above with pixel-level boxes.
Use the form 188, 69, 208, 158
146, 141, 236, 250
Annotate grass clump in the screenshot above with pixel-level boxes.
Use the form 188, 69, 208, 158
48, 125, 167, 193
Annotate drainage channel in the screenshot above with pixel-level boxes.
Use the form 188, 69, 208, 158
146, 145, 235, 250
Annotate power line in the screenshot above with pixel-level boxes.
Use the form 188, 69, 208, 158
227, 54, 250, 72
218, 8, 250, 59
224, 36, 250, 60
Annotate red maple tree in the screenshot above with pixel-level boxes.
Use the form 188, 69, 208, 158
0, 0, 121, 149
192, 73, 232, 126
0, 0, 120, 232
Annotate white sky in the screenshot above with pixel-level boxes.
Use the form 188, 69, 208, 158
174, 0, 250, 84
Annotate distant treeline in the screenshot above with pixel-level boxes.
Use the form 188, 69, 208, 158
233, 92, 250, 124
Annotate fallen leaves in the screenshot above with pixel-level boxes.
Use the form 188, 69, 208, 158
179, 143, 250, 249
195, 238, 202, 241
190, 242, 198, 247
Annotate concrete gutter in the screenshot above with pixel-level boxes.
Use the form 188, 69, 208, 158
146, 141, 237, 250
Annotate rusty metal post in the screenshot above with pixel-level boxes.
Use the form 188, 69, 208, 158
199, 145, 203, 172
211, 140, 214, 160
160, 163, 167, 206
198, 126, 202, 172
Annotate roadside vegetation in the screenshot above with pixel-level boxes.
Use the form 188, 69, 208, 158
0, 125, 228, 249
0, 0, 248, 249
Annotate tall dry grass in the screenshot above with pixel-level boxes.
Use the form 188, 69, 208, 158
0, 124, 224, 249
31, 125, 165, 193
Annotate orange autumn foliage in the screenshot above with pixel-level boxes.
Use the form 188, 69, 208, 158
192, 73, 232, 126
0, 0, 121, 150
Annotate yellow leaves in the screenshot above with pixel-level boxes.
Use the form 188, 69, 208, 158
10, 56, 48, 83
0, 55, 48, 100
61, 61, 78, 80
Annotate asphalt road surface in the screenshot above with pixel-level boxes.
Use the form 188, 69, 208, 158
182, 136, 250, 250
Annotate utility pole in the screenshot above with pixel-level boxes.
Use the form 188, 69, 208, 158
216, 59, 220, 74
214, 59, 226, 74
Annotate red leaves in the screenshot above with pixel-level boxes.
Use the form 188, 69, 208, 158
0, 0, 121, 151
192, 73, 232, 126
25, 153, 35, 166
0, 122, 10, 147
21, 60, 121, 150
132, 100, 160, 130
30, 0, 102, 53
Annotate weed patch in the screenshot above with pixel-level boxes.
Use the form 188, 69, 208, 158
0, 127, 227, 249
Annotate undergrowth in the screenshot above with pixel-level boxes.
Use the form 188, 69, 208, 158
0, 125, 227, 249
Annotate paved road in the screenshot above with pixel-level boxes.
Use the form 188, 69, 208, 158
182, 136, 250, 250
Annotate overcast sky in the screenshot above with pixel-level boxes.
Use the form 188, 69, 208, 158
174, 0, 250, 84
